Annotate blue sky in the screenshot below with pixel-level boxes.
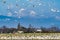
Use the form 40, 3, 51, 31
0, 0, 60, 28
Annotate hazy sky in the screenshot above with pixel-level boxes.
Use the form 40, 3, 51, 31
0, 0, 60, 28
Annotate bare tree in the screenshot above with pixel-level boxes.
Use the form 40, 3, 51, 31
27, 24, 35, 33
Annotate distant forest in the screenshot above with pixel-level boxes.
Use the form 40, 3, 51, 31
0, 23, 60, 33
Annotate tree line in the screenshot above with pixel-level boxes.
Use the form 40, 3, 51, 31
0, 23, 60, 33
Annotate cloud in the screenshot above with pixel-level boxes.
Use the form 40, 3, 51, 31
14, 11, 18, 14
19, 8, 25, 15
14, 11, 21, 18
38, 3, 42, 6
51, 8, 60, 13
30, 10, 36, 16
19, 8, 25, 13
15, 8, 26, 18
51, 9, 56, 12
11, 8, 26, 18
7, 12, 12, 16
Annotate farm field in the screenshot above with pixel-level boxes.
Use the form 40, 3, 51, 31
0, 33, 60, 40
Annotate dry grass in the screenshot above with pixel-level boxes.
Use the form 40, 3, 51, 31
0, 33, 60, 37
